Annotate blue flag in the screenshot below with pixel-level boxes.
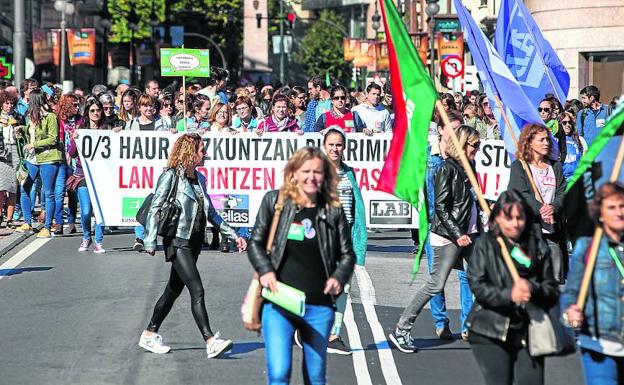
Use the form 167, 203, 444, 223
495, 0, 570, 105
453, 0, 546, 158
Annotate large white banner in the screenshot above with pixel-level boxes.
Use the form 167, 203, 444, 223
75, 131, 511, 227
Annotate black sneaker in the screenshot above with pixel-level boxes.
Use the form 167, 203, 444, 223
327, 337, 352, 355
293, 329, 303, 349
133, 238, 144, 251
388, 328, 418, 353
220, 239, 230, 253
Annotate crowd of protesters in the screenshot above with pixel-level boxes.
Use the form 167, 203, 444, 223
0, 69, 622, 385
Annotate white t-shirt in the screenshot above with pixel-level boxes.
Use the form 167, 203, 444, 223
530, 163, 557, 233
351, 104, 392, 133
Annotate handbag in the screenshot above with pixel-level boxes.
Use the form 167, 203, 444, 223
65, 174, 85, 193
135, 169, 181, 238
241, 191, 285, 332
527, 302, 576, 357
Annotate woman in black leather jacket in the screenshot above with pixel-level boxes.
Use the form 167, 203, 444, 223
247, 146, 355, 385
138, 133, 247, 359
467, 190, 558, 385
389, 125, 480, 353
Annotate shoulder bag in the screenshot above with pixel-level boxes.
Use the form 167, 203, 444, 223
241, 191, 285, 333
135, 168, 181, 238
526, 302, 576, 357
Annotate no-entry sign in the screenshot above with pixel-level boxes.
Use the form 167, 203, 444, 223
441, 56, 464, 78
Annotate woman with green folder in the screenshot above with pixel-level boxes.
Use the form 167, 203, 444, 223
247, 146, 355, 385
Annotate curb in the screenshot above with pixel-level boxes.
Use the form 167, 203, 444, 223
0, 224, 44, 258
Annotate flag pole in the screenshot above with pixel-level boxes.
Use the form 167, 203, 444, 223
436, 100, 520, 282
492, 94, 544, 203
576, 134, 624, 309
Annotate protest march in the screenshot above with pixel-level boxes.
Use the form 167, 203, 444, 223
1, 0, 623, 384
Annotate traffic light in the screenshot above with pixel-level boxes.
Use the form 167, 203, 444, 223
286, 12, 296, 29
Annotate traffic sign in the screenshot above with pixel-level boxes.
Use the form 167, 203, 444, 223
0, 56, 11, 79
441, 56, 464, 79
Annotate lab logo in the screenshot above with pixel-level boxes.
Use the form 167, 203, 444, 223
369, 200, 413, 225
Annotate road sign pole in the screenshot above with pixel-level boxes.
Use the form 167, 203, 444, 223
13, 0, 26, 89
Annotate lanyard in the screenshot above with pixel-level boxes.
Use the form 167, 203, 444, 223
608, 247, 624, 279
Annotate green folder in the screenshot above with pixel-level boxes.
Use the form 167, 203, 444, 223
262, 282, 306, 317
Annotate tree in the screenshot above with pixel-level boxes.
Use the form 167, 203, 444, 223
293, 10, 351, 83
107, 0, 243, 80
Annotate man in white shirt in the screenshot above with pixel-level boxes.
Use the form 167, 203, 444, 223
351, 83, 392, 133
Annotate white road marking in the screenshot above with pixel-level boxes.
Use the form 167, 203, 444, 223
355, 265, 403, 385
344, 297, 373, 385
0, 238, 51, 280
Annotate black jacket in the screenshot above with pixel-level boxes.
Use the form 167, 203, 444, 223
247, 190, 355, 288
431, 157, 477, 242
466, 232, 559, 342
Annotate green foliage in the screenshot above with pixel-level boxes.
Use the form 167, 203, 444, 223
108, 0, 165, 42
108, 0, 242, 47
293, 10, 351, 82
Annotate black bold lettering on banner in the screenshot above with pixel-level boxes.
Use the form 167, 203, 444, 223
262, 139, 272, 160
367, 140, 381, 162
306, 138, 321, 148
239, 138, 250, 160
481, 144, 494, 166
286, 139, 297, 159
214, 138, 224, 159
159, 137, 169, 159
82, 135, 93, 159
119, 136, 130, 159
225, 138, 236, 160
251, 138, 261, 160
346, 138, 357, 161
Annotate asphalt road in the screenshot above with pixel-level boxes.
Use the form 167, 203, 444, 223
0, 230, 584, 385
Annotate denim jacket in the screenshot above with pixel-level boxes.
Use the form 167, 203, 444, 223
561, 236, 624, 343
143, 168, 238, 251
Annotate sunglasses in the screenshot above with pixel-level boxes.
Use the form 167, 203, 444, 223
89, 108, 101, 113
162, 103, 172, 108
538, 107, 551, 113
467, 141, 481, 149
481, 101, 490, 107
463, 114, 471, 119
561, 120, 572, 126
332, 96, 347, 101
103, 106, 114, 110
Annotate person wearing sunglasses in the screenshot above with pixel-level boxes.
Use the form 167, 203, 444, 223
390, 125, 481, 353
99, 93, 123, 131
313, 85, 367, 134
476, 95, 501, 140
556, 111, 586, 181
462, 103, 490, 139
538, 98, 559, 135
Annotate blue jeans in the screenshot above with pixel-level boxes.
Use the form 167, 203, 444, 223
262, 303, 334, 385
135, 225, 145, 240
21, 162, 60, 228
54, 162, 68, 225
582, 348, 624, 385
77, 186, 103, 243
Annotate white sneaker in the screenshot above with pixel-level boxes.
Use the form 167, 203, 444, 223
93, 243, 106, 254
138, 331, 171, 354
206, 331, 233, 358
78, 239, 91, 252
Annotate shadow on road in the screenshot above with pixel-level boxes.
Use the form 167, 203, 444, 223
0, 266, 54, 277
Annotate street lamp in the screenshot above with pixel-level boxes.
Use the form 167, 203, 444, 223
425, 0, 440, 79
371, 9, 381, 32
54, 0, 75, 85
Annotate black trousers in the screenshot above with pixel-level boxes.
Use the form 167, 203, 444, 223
147, 237, 213, 340
470, 332, 544, 385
